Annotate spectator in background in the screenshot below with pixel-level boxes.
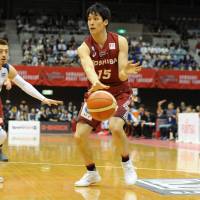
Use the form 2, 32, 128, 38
141, 108, 155, 139
39, 107, 49, 121
28, 108, 38, 120
49, 107, 59, 122
156, 100, 169, 140
179, 101, 186, 112
157, 100, 177, 140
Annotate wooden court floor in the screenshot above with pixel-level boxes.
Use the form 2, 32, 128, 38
0, 134, 200, 200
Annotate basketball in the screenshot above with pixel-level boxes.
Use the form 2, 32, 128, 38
86, 90, 117, 121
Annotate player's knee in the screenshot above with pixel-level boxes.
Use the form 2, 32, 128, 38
109, 119, 124, 136
0, 127, 7, 145
109, 123, 122, 134
74, 130, 85, 143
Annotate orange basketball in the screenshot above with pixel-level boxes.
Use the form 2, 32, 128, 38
86, 90, 117, 121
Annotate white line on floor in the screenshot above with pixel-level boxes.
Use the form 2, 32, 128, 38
3, 161, 200, 175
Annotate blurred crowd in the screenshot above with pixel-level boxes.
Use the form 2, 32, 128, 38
21, 34, 199, 70
124, 96, 200, 141
129, 37, 198, 70
21, 35, 80, 66
3, 99, 78, 130
14, 10, 200, 69
16, 11, 87, 35
3, 94, 200, 141
98, 94, 200, 141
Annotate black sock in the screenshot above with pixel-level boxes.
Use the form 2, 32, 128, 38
121, 155, 129, 162
86, 163, 96, 171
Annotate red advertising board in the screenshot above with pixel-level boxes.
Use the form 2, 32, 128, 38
14, 66, 200, 89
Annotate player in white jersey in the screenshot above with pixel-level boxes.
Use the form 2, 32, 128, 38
0, 78, 11, 161
0, 39, 63, 183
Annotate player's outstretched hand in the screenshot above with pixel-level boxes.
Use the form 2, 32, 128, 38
125, 61, 142, 74
88, 81, 110, 94
4, 79, 12, 90
42, 98, 63, 106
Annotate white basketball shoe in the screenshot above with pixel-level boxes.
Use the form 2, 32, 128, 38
122, 160, 138, 185
74, 170, 101, 187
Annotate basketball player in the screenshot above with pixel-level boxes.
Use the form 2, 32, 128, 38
0, 39, 62, 182
0, 78, 11, 161
74, 3, 142, 186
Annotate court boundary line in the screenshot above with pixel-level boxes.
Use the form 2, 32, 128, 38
3, 161, 200, 175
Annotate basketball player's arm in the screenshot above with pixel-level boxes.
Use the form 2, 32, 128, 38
78, 42, 109, 93
7, 65, 63, 106
118, 36, 142, 81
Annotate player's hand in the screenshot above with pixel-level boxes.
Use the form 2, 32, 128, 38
88, 81, 110, 94
42, 98, 63, 106
4, 79, 12, 90
124, 61, 142, 75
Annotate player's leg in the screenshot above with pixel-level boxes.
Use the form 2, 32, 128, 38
74, 122, 101, 187
0, 98, 8, 162
74, 122, 94, 165
0, 126, 8, 162
109, 93, 137, 185
74, 101, 102, 187
0, 127, 6, 182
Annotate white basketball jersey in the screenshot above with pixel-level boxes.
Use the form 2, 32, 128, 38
0, 64, 9, 92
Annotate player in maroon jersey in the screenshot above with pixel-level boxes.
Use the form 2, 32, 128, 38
74, 2, 142, 187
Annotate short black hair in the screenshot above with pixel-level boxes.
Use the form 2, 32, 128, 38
0, 39, 8, 46
86, 2, 111, 22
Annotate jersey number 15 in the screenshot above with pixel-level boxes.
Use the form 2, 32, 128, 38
98, 69, 111, 79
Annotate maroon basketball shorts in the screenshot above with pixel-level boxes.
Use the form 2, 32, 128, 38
77, 91, 131, 129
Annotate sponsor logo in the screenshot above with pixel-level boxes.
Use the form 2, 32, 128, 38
99, 51, 107, 57
41, 124, 69, 131
11, 136, 37, 141
80, 103, 92, 121
160, 75, 178, 83
136, 179, 200, 195
12, 125, 37, 130
93, 58, 117, 66
47, 72, 65, 80
109, 43, 116, 50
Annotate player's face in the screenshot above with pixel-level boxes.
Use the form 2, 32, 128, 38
87, 12, 108, 35
0, 45, 9, 68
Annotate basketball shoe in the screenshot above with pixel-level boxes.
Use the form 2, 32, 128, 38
74, 170, 101, 187
122, 159, 137, 185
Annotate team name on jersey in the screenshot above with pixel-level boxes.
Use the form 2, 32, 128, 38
93, 57, 118, 66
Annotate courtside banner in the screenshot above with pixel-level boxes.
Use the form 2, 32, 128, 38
14, 65, 43, 85
40, 121, 71, 134
14, 66, 200, 89
128, 68, 157, 88
178, 113, 200, 144
42, 67, 88, 87
157, 69, 200, 89
8, 121, 40, 146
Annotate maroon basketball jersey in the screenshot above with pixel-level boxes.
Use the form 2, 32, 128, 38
84, 32, 131, 95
